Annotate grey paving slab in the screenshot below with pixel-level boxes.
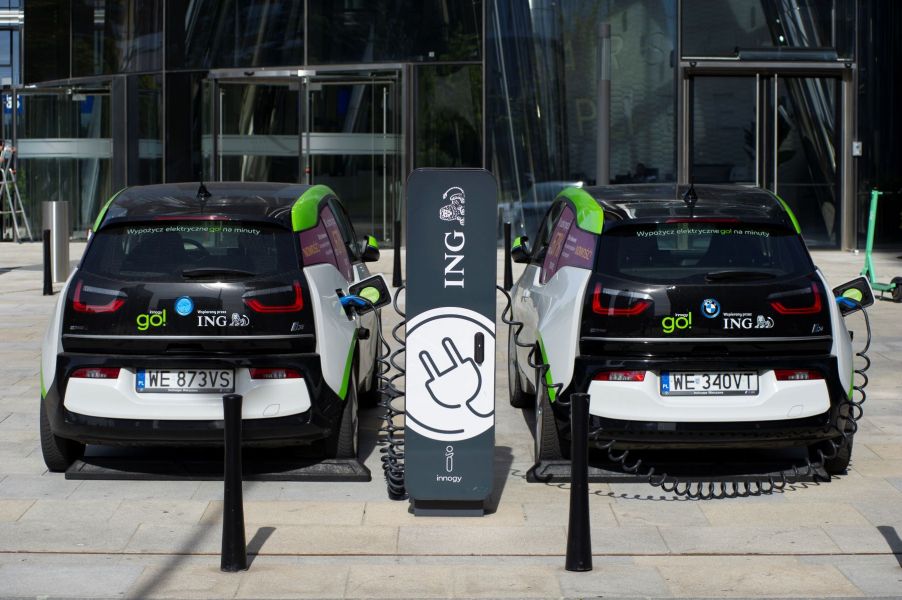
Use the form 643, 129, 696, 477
659, 525, 842, 554
559, 564, 672, 598
799, 555, 902, 598
0, 520, 138, 552
0, 474, 82, 499
125, 563, 243, 600
398, 524, 566, 555
0, 558, 144, 599
0, 498, 33, 521
68, 479, 201, 502
638, 555, 863, 598
124, 523, 220, 554
699, 502, 872, 528
111, 499, 211, 526
611, 501, 709, 527
236, 562, 349, 599
19, 498, 122, 523
203, 500, 365, 527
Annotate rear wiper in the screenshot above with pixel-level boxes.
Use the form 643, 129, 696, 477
181, 268, 257, 278
705, 270, 776, 282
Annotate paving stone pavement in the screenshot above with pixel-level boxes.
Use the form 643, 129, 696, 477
1, 241, 902, 598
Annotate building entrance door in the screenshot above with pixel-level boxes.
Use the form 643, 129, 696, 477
206, 69, 402, 242
683, 68, 851, 247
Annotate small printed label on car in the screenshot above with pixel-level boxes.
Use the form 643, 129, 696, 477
136, 369, 235, 394
661, 371, 758, 396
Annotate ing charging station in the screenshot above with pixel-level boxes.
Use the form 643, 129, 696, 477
405, 168, 497, 516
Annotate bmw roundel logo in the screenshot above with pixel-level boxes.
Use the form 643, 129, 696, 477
175, 296, 194, 317
701, 298, 720, 319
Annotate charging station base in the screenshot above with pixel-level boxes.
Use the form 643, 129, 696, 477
412, 500, 485, 517
527, 459, 829, 484
65, 448, 371, 482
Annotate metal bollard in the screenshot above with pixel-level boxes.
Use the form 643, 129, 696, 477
503, 222, 513, 291
221, 393, 248, 572
565, 392, 592, 571
392, 219, 403, 288
42, 230, 53, 296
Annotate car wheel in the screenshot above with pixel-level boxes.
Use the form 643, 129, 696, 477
39, 398, 85, 472
534, 376, 563, 463
508, 330, 533, 409
325, 370, 359, 459
892, 277, 902, 303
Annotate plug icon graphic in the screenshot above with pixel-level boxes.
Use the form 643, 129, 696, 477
419, 337, 484, 414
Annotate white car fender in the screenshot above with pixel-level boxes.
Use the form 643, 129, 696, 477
41, 270, 76, 398
304, 263, 358, 398
817, 269, 853, 397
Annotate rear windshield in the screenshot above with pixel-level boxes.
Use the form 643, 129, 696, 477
81, 221, 298, 281
597, 222, 813, 283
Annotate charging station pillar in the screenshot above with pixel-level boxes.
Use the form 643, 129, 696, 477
405, 168, 497, 515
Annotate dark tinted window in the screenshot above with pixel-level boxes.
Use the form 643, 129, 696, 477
82, 221, 298, 281
24, 0, 70, 83
597, 222, 812, 283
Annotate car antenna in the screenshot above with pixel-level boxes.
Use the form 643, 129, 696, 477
682, 181, 698, 216
196, 181, 211, 212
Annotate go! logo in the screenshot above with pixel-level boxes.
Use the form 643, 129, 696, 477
661, 312, 692, 334
136, 309, 167, 331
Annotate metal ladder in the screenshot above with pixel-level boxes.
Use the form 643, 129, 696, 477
0, 145, 32, 242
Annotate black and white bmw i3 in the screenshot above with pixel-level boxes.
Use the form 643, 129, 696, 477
508, 184, 871, 474
40, 182, 386, 471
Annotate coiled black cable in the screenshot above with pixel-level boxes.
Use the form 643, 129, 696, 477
374, 285, 407, 499
498, 285, 871, 500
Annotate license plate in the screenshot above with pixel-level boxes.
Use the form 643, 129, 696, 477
136, 369, 234, 394
660, 371, 758, 396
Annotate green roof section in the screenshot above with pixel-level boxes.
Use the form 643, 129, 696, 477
92, 187, 127, 232
774, 193, 802, 234
291, 184, 335, 232
558, 186, 604, 234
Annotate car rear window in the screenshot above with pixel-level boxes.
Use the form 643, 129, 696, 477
597, 222, 813, 283
81, 220, 298, 280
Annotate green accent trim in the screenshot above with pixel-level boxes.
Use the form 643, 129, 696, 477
338, 332, 358, 400
366, 235, 379, 249
558, 187, 604, 234
291, 185, 336, 232
359, 286, 380, 304
512, 236, 523, 249
537, 335, 556, 403
774, 193, 802, 234
40, 366, 46, 399
92, 187, 127, 232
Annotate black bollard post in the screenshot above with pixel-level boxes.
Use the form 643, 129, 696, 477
42, 229, 53, 296
503, 222, 513, 291
392, 219, 403, 288
221, 393, 247, 572
565, 392, 592, 571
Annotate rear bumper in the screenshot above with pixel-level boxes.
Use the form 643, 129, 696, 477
44, 352, 341, 446
556, 354, 847, 449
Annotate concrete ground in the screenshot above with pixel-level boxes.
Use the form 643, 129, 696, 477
2, 241, 902, 599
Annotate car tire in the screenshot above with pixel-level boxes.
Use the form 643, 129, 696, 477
39, 398, 85, 473
508, 330, 533, 409
534, 377, 564, 463
892, 277, 902, 303
325, 370, 359, 459
811, 435, 853, 475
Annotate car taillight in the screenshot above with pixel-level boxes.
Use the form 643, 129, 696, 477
243, 281, 304, 313
71, 367, 120, 379
775, 369, 823, 381
249, 368, 302, 380
594, 370, 646, 382
591, 283, 651, 316
72, 281, 126, 313
769, 283, 822, 315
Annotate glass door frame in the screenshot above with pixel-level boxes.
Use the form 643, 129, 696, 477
206, 65, 406, 241
677, 60, 856, 249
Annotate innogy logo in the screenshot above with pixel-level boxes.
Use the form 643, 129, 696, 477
701, 298, 721, 318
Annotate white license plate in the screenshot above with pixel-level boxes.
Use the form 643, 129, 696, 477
136, 369, 234, 394
660, 371, 758, 396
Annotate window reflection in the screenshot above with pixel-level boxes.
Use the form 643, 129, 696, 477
416, 64, 482, 168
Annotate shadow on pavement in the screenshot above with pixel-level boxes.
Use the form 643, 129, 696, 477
877, 525, 902, 567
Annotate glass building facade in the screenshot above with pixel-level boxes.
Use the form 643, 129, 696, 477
5, 1, 902, 249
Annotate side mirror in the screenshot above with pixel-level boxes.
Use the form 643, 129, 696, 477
833, 276, 875, 316
361, 235, 380, 262
511, 236, 530, 264
348, 274, 391, 314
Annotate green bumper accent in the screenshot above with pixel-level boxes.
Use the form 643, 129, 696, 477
558, 187, 604, 234
366, 235, 379, 249
774, 193, 802, 234
338, 332, 358, 400
92, 187, 127, 232
537, 335, 556, 403
40, 365, 47, 399
292, 185, 336, 232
